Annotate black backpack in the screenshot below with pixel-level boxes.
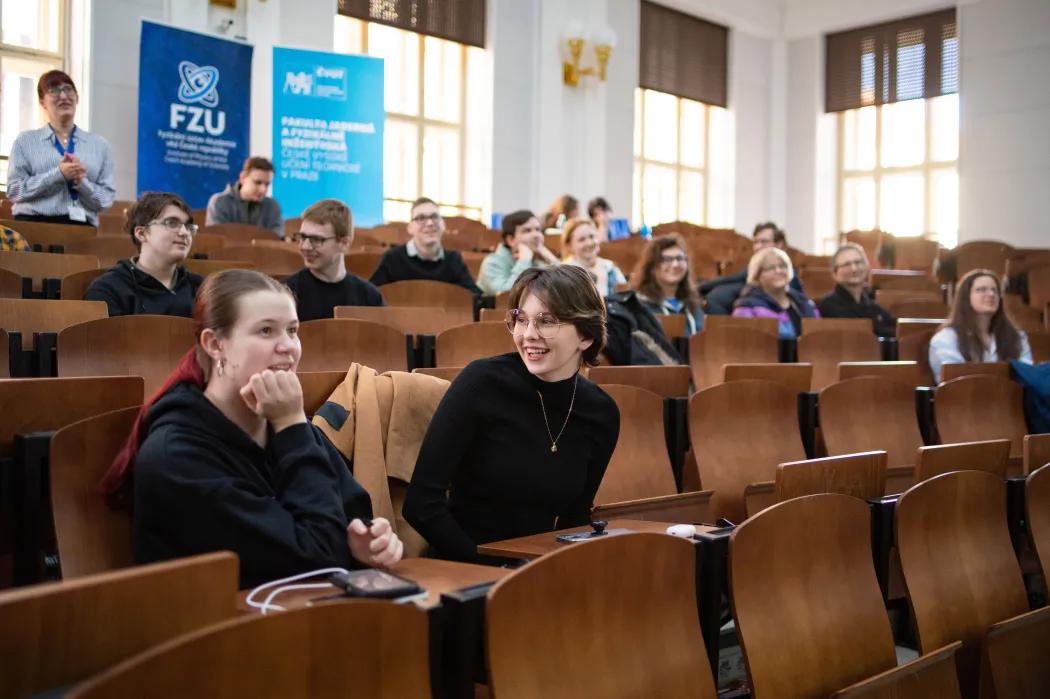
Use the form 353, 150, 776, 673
604, 291, 681, 366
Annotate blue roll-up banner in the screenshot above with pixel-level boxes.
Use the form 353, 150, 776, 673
136, 21, 253, 209
272, 47, 384, 226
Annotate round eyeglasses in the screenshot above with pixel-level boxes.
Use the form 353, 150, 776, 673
505, 309, 562, 339
149, 218, 198, 235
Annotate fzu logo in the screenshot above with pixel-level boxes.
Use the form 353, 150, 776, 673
170, 60, 226, 136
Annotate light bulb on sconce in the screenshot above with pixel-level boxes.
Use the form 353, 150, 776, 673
561, 24, 616, 87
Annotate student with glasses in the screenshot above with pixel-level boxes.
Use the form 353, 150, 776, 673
404, 265, 619, 562
817, 242, 896, 337
284, 199, 383, 321
84, 192, 203, 317
369, 197, 482, 294
699, 222, 807, 315
928, 269, 1032, 382
630, 233, 705, 336
732, 246, 820, 338
7, 70, 115, 227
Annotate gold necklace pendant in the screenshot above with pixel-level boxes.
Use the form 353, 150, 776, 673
538, 373, 578, 454
551, 444, 558, 453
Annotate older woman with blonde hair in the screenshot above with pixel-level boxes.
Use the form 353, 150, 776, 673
732, 246, 819, 338
561, 218, 626, 297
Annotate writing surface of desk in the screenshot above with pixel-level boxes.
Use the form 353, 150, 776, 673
477, 518, 719, 559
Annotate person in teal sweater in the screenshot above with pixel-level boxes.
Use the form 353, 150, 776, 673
478, 209, 560, 295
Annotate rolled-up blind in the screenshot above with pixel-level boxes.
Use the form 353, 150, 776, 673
337, 0, 486, 48
825, 8, 957, 113
640, 1, 728, 108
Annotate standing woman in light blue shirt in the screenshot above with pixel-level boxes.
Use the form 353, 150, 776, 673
7, 70, 115, 227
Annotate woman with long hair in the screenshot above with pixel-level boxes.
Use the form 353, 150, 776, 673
101, 269, 403, 587
929, 268, 1033, 381
561, 217, 626, 297
630, 233, 704, 335
541, 194, 579, 230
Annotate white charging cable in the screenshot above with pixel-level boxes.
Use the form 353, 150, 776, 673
245, 567, 349, 615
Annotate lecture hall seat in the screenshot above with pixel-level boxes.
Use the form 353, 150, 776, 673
433, 321, 515, 367
934, 375, 1027, 459
913, 439, 1011, 483
297, 318, 410, 374
797, 328, 881, 391
688, 326, 779, 391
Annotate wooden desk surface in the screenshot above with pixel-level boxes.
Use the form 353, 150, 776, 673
477, 519, 720, 560
237, 557, 509, 613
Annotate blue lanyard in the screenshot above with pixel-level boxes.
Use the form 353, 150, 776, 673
50, 125, 79, 201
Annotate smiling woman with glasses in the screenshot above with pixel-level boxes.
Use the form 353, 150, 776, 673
404, 265, 620, 563
84, 192, 204, 318
7, 70, 115, 227
629, 233, 705, 336
732, 246, 820, 339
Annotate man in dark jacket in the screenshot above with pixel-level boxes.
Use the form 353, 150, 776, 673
205, 156, 282, 236
369, 196, 482, 294
817, 242, 896, 337
700, 222, 805, 314
85, 191, 202, 316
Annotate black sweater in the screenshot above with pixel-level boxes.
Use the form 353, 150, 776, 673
133, 383, 373, 588
84, 259, 202, 317
369, 244, 482, 294
284, 268, 384, 321
403, 353, 620, 562
818, 284, 897, 337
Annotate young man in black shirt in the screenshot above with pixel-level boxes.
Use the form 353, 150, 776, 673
369, 196, 483, 294
284, 199, 383, 321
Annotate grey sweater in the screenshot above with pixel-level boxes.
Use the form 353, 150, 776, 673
205, 182, 283, 236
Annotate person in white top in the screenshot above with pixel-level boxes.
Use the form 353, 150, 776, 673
560, 218, 626, 297
928, 268, 1033, 382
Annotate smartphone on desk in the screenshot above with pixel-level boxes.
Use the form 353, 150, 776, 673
328, 570, 423, 599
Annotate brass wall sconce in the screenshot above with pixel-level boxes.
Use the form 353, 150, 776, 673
562, 23, 616, 87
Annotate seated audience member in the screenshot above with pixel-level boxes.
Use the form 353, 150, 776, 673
732, 247, 819, 338
205, 156, 282, 236
284, 199, 383, 321
631, 233, 704, 335
817, 242, 896, 337
929, 268, 1032, 382
541, 194, 579, 230
588, 196, 613, 242
562, 218, 626, 297
404, 265, 620, 562
369, 197, 482, 293
85, 191, 203, 317
701, 222, 805, 314
100, 269, 403, 588
478, 209, 559, 295
1, 224, 31, 251
7, 70, 115, 226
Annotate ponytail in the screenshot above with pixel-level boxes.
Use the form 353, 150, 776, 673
98, 348, 206, 509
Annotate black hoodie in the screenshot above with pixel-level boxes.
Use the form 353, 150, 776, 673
133, 382, 372, 588
84, 259, 203, 317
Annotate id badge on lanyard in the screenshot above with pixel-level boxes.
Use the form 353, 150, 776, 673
52, 126, 86, 221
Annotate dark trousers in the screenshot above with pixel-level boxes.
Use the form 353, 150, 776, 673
14, 213, 93, 227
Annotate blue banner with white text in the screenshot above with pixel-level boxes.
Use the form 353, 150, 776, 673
272, 47, 384, 226
136, 21, 253, 209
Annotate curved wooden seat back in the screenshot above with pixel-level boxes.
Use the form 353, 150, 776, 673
702, 315, 778, 336
690, 380, 805, 522
724, 362, 812, 395
874, 288, 942, 310
335, 304, 473, 335
0, 298, 108, 350
594, 385, 675, 504
183, 258, 256, 276
0, 552, 238, 699
730, 494, 897, 698
0, 251, 99, 293
209, 245, 302, 277
654, 313, 687, 339
798, 329, 881, 391
872, 270, 940, 293
68, 600, 429, 699
494, 289, 512, 308
57, 315, 197, 398
345, 250, 384, 279
838, 361, 922, 387
199, 223, 279, 244
0, 266, 21, 298
954, 240, 1013, 279
1028, 464, 1050, 581
801, 317, 874, 335
297, 318, 408, 373
830, 642, 963, 698
434, 321, 515, 367
63, 236, 137, 267
297, 371, 349, 416
1030, 330, 1050, 363
1028, 264, 1050, 310
891, 299, 949, 319
896, 327, 937, 385
587, 365, 690, 398
283, 216, 302, 238
844, 229, 883, 266
820, 377, 923, 470
689, 326, 779, 390
896, 318, 942, 338
890, 239, 940, 272
60, 268, 106, 300
914, 439, 1011, 483
934, 375, 1026, 458
799, 268, 835, 300
1024, 433, 1050, 475
50, 407, 139, 577
895, 470, 1028, 697
186, 232, 227, 257
0, 218, 96, 249
775, 451, 888, 503
940, 361, 1010, 383
982, 606, 1050, 699
0, 328, 7, 378
486, 533, 715, 699
379, 279, 476, 311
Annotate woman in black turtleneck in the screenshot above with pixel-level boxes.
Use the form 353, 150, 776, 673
404, 265, 620, 562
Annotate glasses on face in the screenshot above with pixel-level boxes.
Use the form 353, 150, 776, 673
505, 309, 562, 339
47, 85, 76, 98
660, 254, 688, 265
972, 286, 1000, 297
760, 263, 789, 274
150, 218, 198, 235
292, 233, 337, 248
412, 212, 442, 225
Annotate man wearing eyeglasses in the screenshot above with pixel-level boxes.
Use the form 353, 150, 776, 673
85, 192, 203, 317
816, 242, 896, 337
369, 197, 483, 294
205, 156, 283, 236
284, 198, 383, 321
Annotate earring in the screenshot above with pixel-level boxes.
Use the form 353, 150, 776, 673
216, 358, 226, 377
